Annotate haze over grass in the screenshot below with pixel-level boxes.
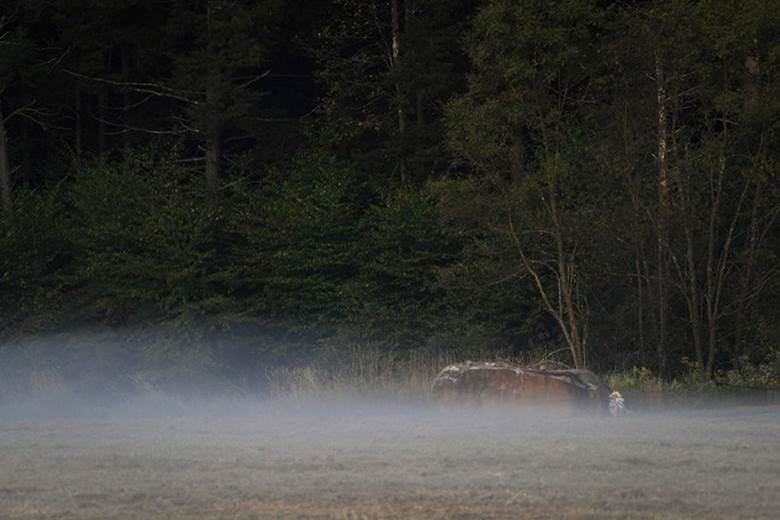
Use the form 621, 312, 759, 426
1, 398, 778, 519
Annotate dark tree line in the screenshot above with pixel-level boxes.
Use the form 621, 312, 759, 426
1, 0, 778, 384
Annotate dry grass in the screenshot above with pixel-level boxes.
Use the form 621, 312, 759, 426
262, 346, 453, 402
262, 344, 570, 403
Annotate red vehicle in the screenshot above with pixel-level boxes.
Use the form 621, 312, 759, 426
432, 361, 608, 412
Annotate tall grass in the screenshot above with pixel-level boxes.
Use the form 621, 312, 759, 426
263, 346, 453, 402
262, 343, 573, 402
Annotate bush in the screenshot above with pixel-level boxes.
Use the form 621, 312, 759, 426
608, 366, 659, 391
727, 350, 780, 389
0, 185, 71, 335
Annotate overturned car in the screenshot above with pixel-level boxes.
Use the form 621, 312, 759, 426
432, 361, 610, 412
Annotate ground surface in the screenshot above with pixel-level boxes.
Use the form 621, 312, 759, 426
1, 400, 778, 519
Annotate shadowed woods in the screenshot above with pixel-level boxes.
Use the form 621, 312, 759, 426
2, 1, 780, 395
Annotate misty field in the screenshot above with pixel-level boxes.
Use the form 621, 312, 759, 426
1, 401, 778, 519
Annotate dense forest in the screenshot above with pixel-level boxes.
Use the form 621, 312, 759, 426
1, 0, 778, 392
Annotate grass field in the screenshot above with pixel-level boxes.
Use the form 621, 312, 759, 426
1, 399, 778, 519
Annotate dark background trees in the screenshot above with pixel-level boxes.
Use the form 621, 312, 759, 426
0, 0, 778, 388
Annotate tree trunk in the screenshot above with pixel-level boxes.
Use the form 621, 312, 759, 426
20, 116, 30, 185
734, 60, 762, 356
97, 50, 108, 157
630, 184, 649, 360
509, 137, 523, 182
0, 101, 12, 217
121, 44, 132, 163
75, 85, 82, 166
205, 1, 220, 193
205, 128, 220, 193
674, 168, 704, 369
550, 189, 586, 369
684, 224, 704, 368
655, 55, 670, 379
703, 150, 747, 378
629, 192, 650, 361
97, 84, 107, 155
734, 182, 760, 357
508, 195, 587, 370
622, 100, 647, 361
391, 0, 406, 184
412, 0, 423, 133
416, 89, 424, 128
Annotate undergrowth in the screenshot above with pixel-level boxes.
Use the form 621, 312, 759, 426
608, 351, 780, 408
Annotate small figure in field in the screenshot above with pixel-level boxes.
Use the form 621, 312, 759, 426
608, 390, 626, 417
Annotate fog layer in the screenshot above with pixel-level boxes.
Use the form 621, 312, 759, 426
1, 399, 778, 519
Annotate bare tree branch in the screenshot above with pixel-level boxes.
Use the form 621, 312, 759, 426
63, 69, 201, 105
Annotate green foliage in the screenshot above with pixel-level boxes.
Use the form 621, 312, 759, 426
429, 176, 555, 353
312, 0, 472, 182
447, 0, 605, 173
228, 154, 359, 333
609, 353, 780, 405
67, 155, 223, 323
728, 350, 780, 389
164, 0, 283, 132
0, 186, 70, 334
608, 366, 658, 392
346, 186, 456, 348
